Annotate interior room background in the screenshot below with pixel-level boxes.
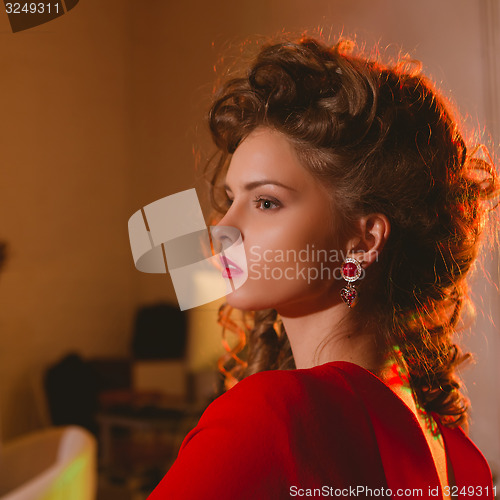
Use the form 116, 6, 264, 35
0, 0, 498, 476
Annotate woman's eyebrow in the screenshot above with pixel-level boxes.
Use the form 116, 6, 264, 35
224, 180, 298, 192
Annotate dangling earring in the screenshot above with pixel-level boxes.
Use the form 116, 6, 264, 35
340, 257, 362, 307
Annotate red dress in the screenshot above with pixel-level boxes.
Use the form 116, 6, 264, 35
148, 361, 494, 499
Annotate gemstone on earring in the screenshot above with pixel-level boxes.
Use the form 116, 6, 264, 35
340, 284, 357, 307
342, 262, 357, 277
341, 257, 362, 282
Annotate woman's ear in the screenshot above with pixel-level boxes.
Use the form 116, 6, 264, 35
345, 213, 390, 267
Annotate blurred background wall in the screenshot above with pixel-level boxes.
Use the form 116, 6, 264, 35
0, 0, 498, 475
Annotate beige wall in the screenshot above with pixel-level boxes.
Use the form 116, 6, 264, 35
0, 0, 137, 439
0, 0, 498, 474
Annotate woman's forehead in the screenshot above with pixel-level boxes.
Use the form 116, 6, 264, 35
225, 127, 316, 188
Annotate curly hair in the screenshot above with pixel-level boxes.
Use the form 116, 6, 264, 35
204, 36, 499, 429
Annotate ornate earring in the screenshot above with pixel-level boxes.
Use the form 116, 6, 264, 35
340, 257, 362, 307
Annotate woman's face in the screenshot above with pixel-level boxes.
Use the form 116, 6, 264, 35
215, 127, 346, 316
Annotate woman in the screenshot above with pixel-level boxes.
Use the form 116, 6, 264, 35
148, 36, 498, 499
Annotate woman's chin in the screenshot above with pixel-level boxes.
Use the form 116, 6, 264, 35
225, 288, 274, 312
225, 291, 254, 311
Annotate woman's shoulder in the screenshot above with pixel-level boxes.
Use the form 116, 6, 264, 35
149, 367, 334, 499
223, 360, 381, 399
163, 362, 383, 494
200, 361, 375, 426
213, 361, 355, 397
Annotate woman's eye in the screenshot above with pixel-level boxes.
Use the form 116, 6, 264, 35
254, 196, 280, 210
224, 196, 233, 208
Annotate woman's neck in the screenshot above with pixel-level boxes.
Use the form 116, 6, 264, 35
279, 301, 386, 373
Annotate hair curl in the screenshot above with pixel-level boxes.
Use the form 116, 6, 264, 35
205, 36, 499, 429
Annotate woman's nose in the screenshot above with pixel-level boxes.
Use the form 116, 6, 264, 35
209, 224, 241, 253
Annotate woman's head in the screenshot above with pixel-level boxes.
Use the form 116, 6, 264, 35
215, 125, 390, 316
206, 36, 499, 426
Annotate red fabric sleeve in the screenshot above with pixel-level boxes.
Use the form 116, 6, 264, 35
146, 365, 389, 499
147, 362, 495, 499
147, 372, 291, 500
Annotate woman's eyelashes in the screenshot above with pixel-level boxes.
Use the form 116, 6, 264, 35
253, 195, 281, 211
223, 193, 282, 211
224, 194, 233, 209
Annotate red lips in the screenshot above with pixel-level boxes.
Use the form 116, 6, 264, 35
220, 255, 244, 278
